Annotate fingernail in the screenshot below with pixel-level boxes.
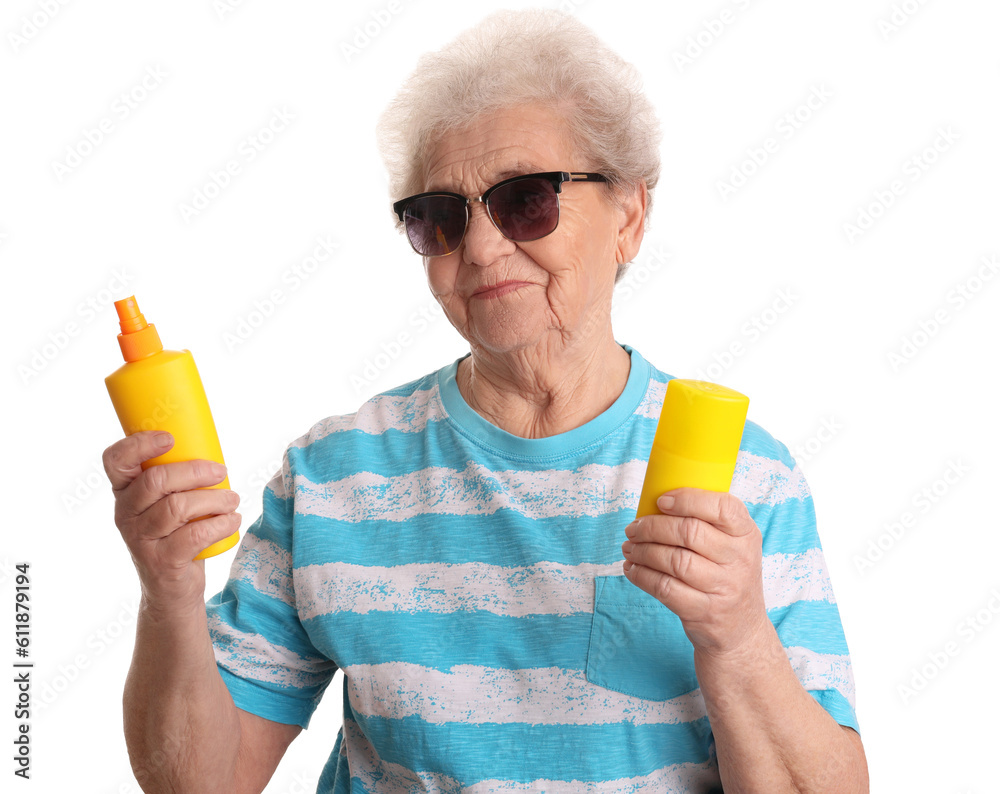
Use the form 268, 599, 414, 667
625, 521, 638, 538
622, 541, 634, 556
657, 494, 675, 510
211, 463, 227, 479
623, 560, 633, 573
154, 432, 173, 448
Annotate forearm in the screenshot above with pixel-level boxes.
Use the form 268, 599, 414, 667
694, 622, 868, 793
123, 591, 241, 794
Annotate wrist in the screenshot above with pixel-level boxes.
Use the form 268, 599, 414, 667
139, 561, 208, 621
693, 617, 791, 732
140, 586, 208, 624
694, 612, 783, 675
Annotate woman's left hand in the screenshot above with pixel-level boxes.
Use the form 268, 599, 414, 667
621, 487, 771, 658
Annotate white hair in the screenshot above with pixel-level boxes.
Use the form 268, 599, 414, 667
376, 9, 661, 281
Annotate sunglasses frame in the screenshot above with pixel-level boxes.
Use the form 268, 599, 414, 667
392, 171, 608, 257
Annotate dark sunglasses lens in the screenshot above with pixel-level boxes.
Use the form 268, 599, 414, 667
488, 177, 559, 241
403, 196, 466, 256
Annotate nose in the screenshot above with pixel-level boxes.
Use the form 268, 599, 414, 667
462, 199, 516, 266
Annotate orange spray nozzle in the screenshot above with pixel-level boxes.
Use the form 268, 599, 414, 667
114, 295, 163, 361
115, 295, 148, 334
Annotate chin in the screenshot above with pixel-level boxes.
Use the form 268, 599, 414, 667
467, 324, 547, 357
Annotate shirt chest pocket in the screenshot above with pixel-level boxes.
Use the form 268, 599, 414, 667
585, 574, 699, 702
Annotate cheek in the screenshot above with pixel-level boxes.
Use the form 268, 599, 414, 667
557, 203, 614, 261
547, 219, 612, 279
425, 257, 460, 298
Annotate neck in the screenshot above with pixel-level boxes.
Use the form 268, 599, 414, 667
456, 333, 631, 439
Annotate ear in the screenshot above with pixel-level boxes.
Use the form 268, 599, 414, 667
614, 181, 648, 266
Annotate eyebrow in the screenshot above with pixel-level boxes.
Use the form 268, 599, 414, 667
426, 163, 543, 196
489, 163, 542, 184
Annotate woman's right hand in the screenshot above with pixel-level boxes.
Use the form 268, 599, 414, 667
102, 430, 242, 610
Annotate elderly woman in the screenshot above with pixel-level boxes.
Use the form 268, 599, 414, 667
105, 10, 867, 794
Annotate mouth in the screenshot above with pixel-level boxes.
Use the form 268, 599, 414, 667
471, 281, 532, 299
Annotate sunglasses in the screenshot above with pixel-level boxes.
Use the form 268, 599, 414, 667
392, 171, 608, 257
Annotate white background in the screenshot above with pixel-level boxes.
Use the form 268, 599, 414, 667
2, 0, 998, 791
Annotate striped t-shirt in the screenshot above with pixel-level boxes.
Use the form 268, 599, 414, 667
206, 343, 858, 793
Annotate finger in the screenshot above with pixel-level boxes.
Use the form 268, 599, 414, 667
135, 488, 241, 542
161, 512, 242, 564
621, 540, 723, 593
103, 431, 175, 492
654, 488, 754, 538
121, 458, 230, 519
624, 513, 732, 564
622, 562, 710, 620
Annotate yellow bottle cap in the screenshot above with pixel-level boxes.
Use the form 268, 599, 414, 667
653, 379, 750, 463
635, 379, 750, 516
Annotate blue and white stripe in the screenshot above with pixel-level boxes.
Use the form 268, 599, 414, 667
207, 344, 858, 793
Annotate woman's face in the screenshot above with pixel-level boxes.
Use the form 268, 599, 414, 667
420, 103, 644, 361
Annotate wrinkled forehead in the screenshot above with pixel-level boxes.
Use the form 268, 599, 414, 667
419, 104, 582, 195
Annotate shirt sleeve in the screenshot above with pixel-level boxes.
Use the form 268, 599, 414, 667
736, 424, 860, 734
205, 447, 338, 729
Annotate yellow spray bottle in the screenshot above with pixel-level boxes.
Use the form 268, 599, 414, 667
635, 379, 750, 517
105, 295, 240, 560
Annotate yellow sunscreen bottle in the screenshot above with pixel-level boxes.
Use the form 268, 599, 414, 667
105, 295, 239, 560
635, 379, 750, 517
